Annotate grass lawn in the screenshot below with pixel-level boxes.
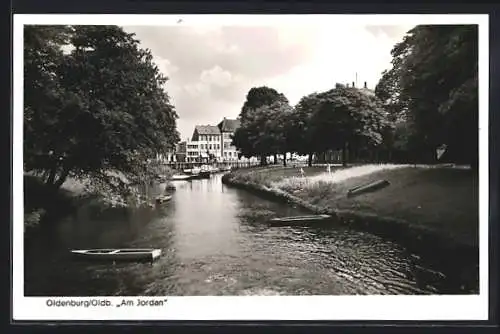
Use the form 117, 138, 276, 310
232, 165, 335, 187
224, 164, 478, 248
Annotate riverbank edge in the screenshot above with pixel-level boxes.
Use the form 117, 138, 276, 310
23, 173, 175, 232
221, 172, 478, 256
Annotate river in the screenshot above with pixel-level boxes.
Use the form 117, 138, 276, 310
24, 174, 473, 296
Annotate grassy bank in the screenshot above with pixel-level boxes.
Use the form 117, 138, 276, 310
222, 164, 478, 250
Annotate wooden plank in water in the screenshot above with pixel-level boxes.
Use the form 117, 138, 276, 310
269, 214, 331, 224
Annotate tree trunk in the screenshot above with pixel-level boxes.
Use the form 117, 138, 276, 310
45, 167, 57, 186
342, 142, 348, 167
260, 154, 267, 166
274, 153, 278, 165
283, 152, 287, 167
308, 153, 313, 167
53, 167, 71, 190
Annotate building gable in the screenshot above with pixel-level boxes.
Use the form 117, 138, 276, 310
217, 118, 241, 132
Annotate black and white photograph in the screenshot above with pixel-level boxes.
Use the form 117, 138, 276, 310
13, 14, 488, 321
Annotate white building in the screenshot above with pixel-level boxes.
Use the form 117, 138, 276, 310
182, 117, 261, 163
186, 140, 199, 162
189, 125, 222, 162
155, 148, 176, 163
217, 118, 241, 161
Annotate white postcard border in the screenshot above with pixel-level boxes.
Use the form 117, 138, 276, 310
12, 14, 490, 321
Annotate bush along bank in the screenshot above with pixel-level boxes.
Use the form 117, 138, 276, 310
23, 172, 174, 231
221, 165, 479, 292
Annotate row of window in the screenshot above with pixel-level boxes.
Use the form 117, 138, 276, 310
186, 151, 237, 157
198, 132, 232, 142
198, 135, 220, 142
199, 144, 220, 150
187, 143, 235, 150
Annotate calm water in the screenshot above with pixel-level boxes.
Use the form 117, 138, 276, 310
24, 174, 473, 296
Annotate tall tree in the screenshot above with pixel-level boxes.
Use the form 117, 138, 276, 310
292, 92, 322, 166
376, 25, 478, 166
308, 86, 388, 166
233, 86, 289, 165
24, 25, 180, 195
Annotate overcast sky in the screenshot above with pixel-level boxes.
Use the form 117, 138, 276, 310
122, 24, 413, 140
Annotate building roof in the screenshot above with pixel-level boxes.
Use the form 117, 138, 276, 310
359, 87, 376, 96
194, 125, 221, 135
217, 118, 241, 132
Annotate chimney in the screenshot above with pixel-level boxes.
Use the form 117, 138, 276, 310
352, 81, 355, 88
364, 81, 367, 89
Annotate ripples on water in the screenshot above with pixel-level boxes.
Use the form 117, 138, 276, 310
24, 175, 470, 296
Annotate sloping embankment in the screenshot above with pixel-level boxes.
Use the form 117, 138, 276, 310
221, 165, 479, 254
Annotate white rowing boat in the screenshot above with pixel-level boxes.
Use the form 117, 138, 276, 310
71, 248, 162, 262
155, 195, 172, 204
269, 214, 331, 224
170, 174, 192, 181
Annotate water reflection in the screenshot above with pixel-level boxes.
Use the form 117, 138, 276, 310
25, 174, 470, 296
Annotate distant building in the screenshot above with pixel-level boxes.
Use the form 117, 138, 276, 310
175, 141, 187, 162
155, 146, 177, 162
181, 117, 260, 163
186, 140, 199, 162
189, 125, 222, 162
359, 81, 375, 96
217, 117, 241, 161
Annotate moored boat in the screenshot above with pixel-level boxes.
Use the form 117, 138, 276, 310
71, 248, 162, 262
170, 174, 192, 181
155, 195, 172, 204
269, 214, 331, 225
198, 171, 211, 178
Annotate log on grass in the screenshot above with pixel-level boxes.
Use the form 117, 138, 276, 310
347, 180, 390, 197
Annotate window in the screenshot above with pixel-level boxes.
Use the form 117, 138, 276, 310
209, 144, 212, 150
224, 143, 229, 149
217, 144, 220, 150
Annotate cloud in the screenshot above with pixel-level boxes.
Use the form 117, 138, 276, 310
153, 57, 179, 78
364, 25, 414, 39
123, 24, 410, 139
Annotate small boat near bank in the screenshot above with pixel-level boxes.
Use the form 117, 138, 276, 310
170, 174, 193, 181
183, 167, 201, 175
269, 214, 332, 225
71, 248, 162, 262
155, 195, 172, 204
